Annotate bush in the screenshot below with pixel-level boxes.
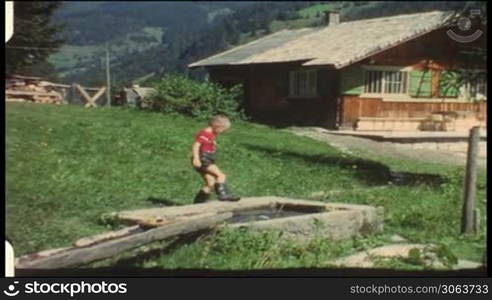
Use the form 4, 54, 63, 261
146, 75, 246, 121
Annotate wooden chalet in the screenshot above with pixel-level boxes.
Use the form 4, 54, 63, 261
189, 10, 487, 131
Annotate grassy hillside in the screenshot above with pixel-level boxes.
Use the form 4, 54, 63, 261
6, 103, 486, 269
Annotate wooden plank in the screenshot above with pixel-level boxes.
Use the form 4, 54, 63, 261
75, 84, 94, 105
6, 90, 60, 97
77, 85, 106, 108
9, 74, 43, 80
82, 87, 104, 92
16, 212, 232, 269
39, 82, 71, 88
85, 86, 106, 108
73, 225, 143, 247
136, 216, 182, 228
16, 247, 72, 266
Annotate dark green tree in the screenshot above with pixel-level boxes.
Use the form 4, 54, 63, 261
6, 1, 63, 75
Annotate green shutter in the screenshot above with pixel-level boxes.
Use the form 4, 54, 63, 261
409, 70, 432, 97
439, 70, 460, 98
340, 65, 363, 95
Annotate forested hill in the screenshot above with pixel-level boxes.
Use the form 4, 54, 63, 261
49, 1, 480, 86
50, 1, 317, 86
53, 2, 253, 46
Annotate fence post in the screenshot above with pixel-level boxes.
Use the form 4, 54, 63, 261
461, 126, 480, 234
70, 83, 77, 104
106, 43, 111, 107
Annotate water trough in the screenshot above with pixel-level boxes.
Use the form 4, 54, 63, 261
16, 197, 383, 270
115, 197, 384, 240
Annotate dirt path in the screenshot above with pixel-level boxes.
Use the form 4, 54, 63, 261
287, 127, 486, 169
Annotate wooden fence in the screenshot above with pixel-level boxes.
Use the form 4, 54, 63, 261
5, 75, 106, 107
51, 83, 106, 107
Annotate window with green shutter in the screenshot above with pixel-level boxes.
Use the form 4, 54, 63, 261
340, 65, 363, 95
439, 70, 460, 98
409, 70, 432, 98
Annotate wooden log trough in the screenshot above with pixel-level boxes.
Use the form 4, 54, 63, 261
115, 197, 384, 241
16, 197, 383, 270
16, 212, 232, 270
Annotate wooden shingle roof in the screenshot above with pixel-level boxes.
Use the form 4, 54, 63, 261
189, 10, 454, 69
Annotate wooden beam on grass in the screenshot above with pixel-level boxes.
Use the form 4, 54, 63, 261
16, 212, 232, 269
73, 225, 143, 248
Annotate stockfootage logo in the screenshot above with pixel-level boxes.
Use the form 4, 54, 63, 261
447, 9, 485, 43
3, 281, 20, 297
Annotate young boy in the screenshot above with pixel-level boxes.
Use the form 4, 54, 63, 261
191, 115, 240, 203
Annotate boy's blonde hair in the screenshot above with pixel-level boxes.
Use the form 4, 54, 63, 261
209, 115, 231, 128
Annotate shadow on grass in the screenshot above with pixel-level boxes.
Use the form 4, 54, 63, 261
145, 197, 184, 207
242, 144, 446, 187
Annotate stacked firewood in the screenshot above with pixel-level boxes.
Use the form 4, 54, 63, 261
5, 75, 64, 104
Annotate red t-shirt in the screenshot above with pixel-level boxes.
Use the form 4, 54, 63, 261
195, 129, 216, 153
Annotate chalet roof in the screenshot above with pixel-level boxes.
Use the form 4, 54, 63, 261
189, 28, 319, 68
189, 10, 454, 69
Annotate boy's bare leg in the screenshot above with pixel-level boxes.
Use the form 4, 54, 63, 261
202, 173, 216, 193
204, 164, 226, 183
193, 173, 216, 204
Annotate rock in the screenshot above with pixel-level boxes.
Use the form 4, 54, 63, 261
389, 234, 407, 243
368, 244, 427, 258
329, 251, 374, 268
427, 259, 483, 270
453, 260, 482, 270
327, 243, 483, 270
328, 244, 427, 268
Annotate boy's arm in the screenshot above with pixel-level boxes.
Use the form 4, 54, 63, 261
192, 142, 201, 165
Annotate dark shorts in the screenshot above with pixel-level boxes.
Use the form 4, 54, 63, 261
193, 152, 215, 174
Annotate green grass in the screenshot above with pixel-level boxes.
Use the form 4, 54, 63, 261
297, 3, 334, 18
6, 103, 486, 270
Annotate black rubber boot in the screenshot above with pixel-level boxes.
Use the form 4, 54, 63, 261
193, 189, 211, 204
215, 182, 240, 202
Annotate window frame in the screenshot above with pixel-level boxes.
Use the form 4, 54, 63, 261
361, 65, 411, 98
288, 69, 319, 98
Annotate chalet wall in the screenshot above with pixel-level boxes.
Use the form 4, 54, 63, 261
340, 95, 486, 129
339, 27, 487, 129
207, 27, 486, 130
357, 27, 486, 70
209, 63, 339, 127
